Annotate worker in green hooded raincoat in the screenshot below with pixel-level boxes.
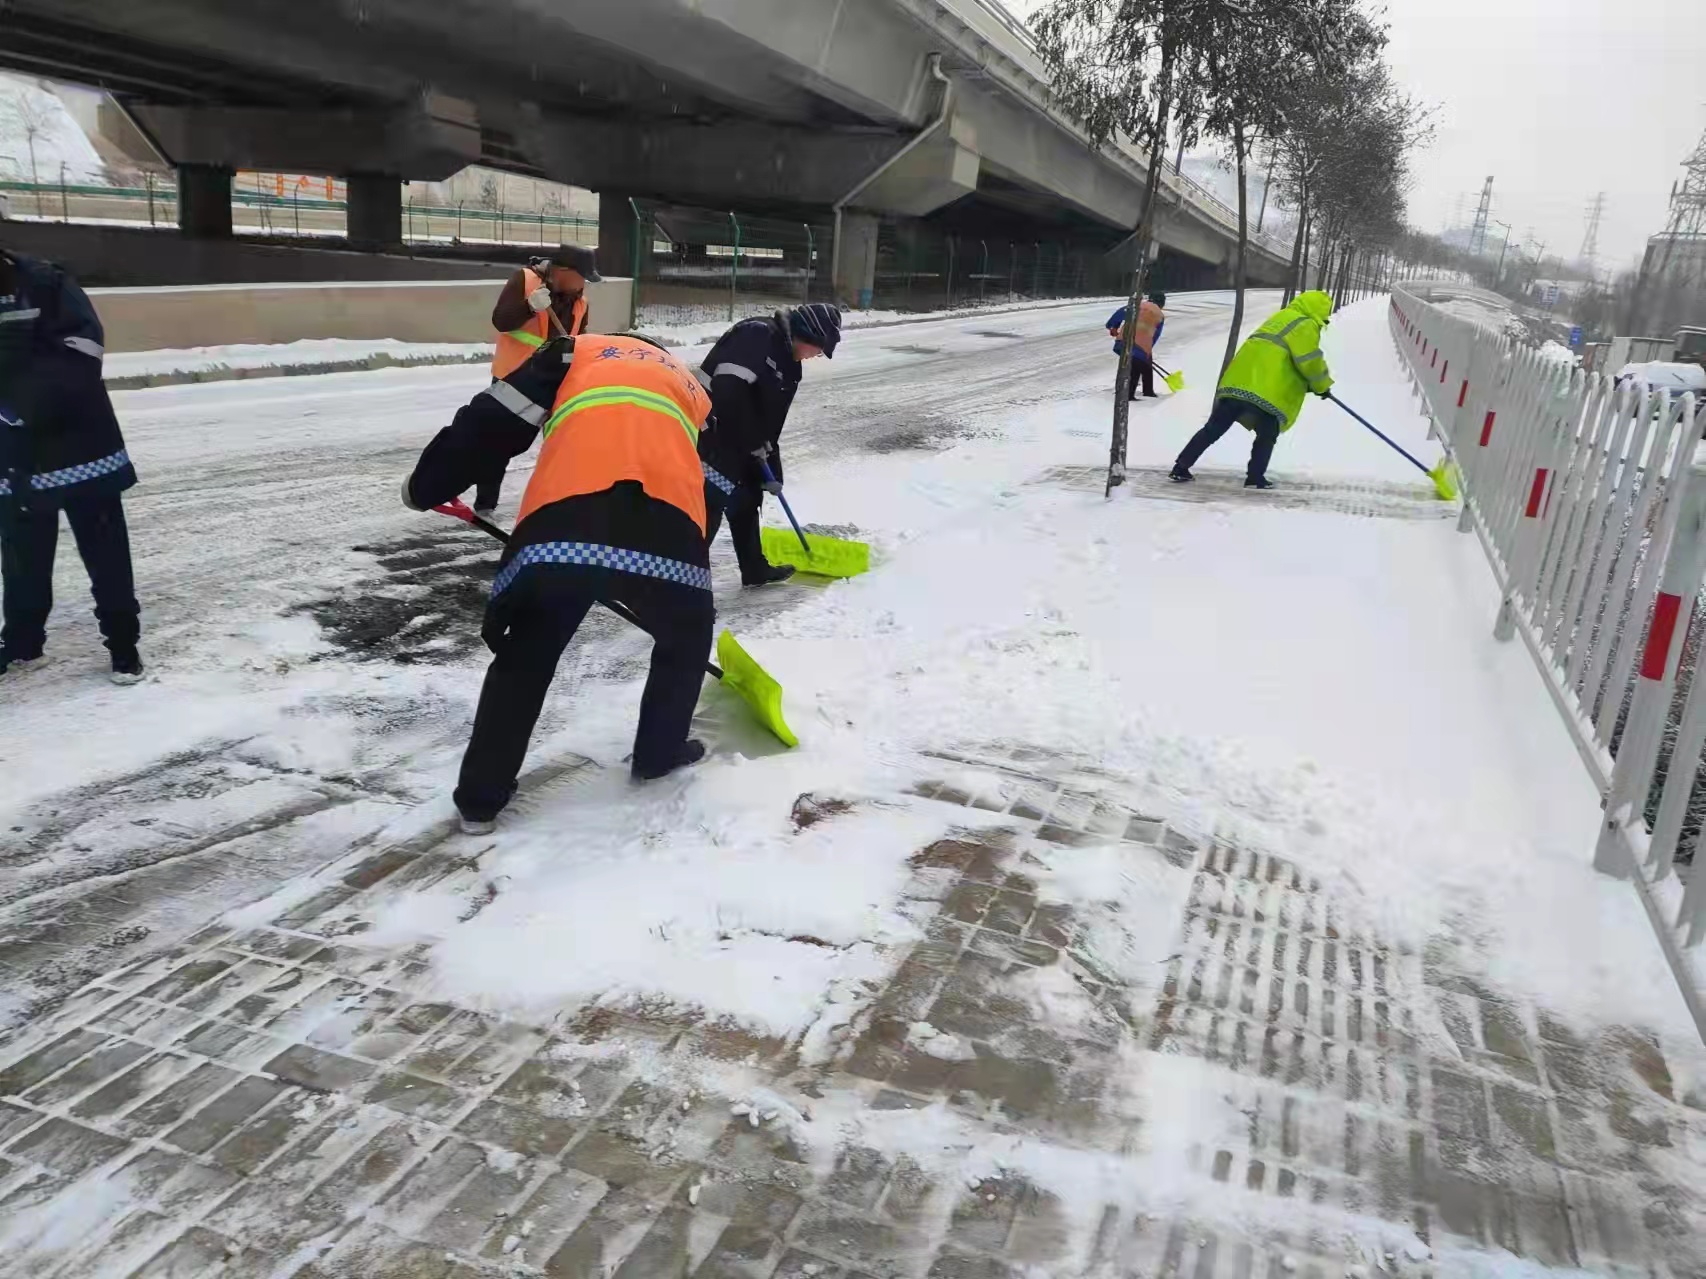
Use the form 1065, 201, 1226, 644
1170, 290, 1335, 489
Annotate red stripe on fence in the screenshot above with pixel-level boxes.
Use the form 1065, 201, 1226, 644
1640, 592, 1685, 681
1524, 467, 1548, 518
1458, 378, 1469, 408
1479, 410, 1495, 446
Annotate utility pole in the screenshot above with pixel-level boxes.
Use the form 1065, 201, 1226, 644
1493, 220, 1514, 290
1469, 176, 1494, 256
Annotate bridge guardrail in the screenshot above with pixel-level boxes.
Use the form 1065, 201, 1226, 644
1390, 284, 1706, 1042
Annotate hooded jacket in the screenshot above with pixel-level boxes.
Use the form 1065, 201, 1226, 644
1218, 290, 1335, 431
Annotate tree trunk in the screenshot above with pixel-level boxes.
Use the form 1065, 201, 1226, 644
1255, 144, 1274, 235
1106, 53, 1176, 497
1299, 217, 1313, 297
1285, 190, 1308, 306
1221, 121, 1250, 380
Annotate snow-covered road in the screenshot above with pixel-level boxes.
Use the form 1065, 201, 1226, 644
0, 293, 1256, 1024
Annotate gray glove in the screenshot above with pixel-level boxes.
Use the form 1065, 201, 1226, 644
527, 285, 552, 313
762, 479, 783, 495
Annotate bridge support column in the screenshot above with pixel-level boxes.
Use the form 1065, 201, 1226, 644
597, 192, 638, 278
346, 173, 402, 250
177, 164, 233, 239
834, 212, 879, 309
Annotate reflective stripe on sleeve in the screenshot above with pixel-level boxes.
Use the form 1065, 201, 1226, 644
63, 335, 104, 359
482, 379, 548, 426
711, 362, 758, 384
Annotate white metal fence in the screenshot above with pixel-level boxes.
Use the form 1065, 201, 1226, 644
1389, 284, 1706, 1040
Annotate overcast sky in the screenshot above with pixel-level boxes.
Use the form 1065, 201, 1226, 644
1005, 0, 1705, 272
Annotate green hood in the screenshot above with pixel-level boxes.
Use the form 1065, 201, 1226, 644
1294, 290, 1334, 325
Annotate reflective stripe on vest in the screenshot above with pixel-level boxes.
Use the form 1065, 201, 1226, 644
516, 335, 713, 534
492, 540, 712, 597
542, 384, 700, 446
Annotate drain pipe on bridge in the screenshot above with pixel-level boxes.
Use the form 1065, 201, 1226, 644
830, 53, 954, 310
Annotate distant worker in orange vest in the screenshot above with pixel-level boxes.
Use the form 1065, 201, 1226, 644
474, 244, 600, 516
1105, 291, 1166, 399
404, 333, 714, 833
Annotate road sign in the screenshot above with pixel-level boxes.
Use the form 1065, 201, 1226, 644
1569, 325, 1583, 348
1543, 284, 1560, 307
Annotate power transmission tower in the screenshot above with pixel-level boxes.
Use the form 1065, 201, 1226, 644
1627, 123, 1706, 332
1578, 191, 1604, 270
1469, 176, 1494, 256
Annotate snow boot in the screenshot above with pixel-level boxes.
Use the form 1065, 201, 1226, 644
109, 648, 145, 686
1168, 467, 1194, 483
741, 564, 796, 588
1244, 477, 1275, 490
474, 506, 497, 522
633, 738, 707, 782
459, 815, 497, 836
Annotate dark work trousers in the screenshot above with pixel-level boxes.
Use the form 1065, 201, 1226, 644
1126, 351, 1157, 399
453, 568, 714, 821
471, 456, 507, 512
0, 490, 140, 659
703, 480, 770, 583
1174, 396, 1284, 483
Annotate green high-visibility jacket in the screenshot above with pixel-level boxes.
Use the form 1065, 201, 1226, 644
1218, 290, 1335, 431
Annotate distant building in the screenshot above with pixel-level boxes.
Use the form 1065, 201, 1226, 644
1640, 231, 1706, 285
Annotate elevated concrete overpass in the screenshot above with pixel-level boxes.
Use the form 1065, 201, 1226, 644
3, 0, 1293, 297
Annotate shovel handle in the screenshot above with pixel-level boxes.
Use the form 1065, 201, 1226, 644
431, 498, 724, 679
759, 459, 812, 558
1326, 393, 1433, 478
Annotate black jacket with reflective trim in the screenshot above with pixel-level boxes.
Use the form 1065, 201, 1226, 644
0, 253, 133, 509
696, 314, 801, 485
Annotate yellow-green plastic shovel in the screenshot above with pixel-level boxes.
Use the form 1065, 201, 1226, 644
758, 459, 870, 579
1154, 361, 1186, 393
1328, 393, 1457, 501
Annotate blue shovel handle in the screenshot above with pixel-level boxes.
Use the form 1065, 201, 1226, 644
1327, 392, 1433, 478
759, 459, 813, 558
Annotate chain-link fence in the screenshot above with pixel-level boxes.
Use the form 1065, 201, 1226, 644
627, 201, 829, 329
869, 223, 1124, 312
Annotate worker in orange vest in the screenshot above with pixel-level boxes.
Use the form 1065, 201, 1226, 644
473, 245, 600, 516
1105, 291, 1166, 399
404, 333, 714, 833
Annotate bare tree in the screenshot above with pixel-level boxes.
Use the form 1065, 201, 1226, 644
9, 87, 54, 215
1034, 0, 1221, 495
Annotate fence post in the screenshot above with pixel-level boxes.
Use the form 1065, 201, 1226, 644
1595, 450, 1706, 876
945, 236, 956, 309
59, 164, 69, 222
980, 241, 989, 303
146, 171, 156, 226
728, 212, 740, 321
1032, 241, 1042, 297
456, 200, 464, 242
628, 198, 643, 328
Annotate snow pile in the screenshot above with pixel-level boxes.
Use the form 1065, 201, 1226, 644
0, 73, 107, 185
1537, 339, 1580, 366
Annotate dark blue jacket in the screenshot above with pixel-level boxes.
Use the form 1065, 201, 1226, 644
0, 253, 134, 510
697, 314, 801, 490
1106, 305, 1163, 357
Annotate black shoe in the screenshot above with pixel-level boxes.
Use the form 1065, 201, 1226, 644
1168, 468, 1194, 483
109, 648, 145, 685
1142, 391, 1161, 398
633, 739, 707, 782
1244, 477, 1275, 490
741, 564, 796, 587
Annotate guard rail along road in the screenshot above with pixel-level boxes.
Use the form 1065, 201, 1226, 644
1390, 283, 1706, 1043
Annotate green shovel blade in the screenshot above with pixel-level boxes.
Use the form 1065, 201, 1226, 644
716, 630, 798, 748
760, 527, 870, 579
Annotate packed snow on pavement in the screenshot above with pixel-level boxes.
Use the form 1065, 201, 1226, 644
3, 291, 1703, 1275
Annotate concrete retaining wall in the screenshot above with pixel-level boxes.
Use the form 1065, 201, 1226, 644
87, 277, 636, 352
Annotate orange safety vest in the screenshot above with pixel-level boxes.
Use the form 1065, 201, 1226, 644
1132, 300, 1164, 355
491, 270, 589, 378
517, 335, 712, 533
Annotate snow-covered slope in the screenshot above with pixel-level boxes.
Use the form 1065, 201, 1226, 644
0, 72, 107, 184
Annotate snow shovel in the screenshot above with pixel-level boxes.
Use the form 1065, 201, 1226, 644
1327, 393, 1458, 501
755, 459, 870, 580
430, 499, 799, 747
1152, 361, 1186, 393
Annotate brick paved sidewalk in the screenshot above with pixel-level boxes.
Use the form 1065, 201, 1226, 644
2, 747, 1704, 1278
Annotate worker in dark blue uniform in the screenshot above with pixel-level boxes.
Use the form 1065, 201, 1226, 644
696, 302, 840, 586
0, 250, 143, 683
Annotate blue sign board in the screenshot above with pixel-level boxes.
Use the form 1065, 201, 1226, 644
1569, 326, 1582, 348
